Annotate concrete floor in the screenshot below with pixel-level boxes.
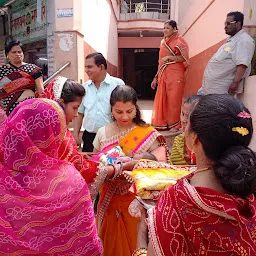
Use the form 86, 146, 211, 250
138, 99, 177, 149
138, 99, 154, 124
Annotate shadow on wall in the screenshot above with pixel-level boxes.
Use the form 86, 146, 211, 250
183, 39, 226, 97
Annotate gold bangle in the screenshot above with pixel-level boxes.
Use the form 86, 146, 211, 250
132, 248, 147, 256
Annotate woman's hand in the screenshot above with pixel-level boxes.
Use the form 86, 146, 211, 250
123, 160, 138, 171
73, 134, 82, 148
35, 76, 44, 95
80, 152, 94, 159
136, 207, 149, 248
151, 78, 157, 90
162, 55, 171, 64
162, 55, 181, 64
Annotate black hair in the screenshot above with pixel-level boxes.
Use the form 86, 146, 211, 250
189, 94, 256, 197
165, 20, 178, 30
86, 52, 107, 69
110, 85, 147, 126
183, 95, 202, 106
61, 79, 85, 103
5, 40, 24, 56
227, 11, 244, 27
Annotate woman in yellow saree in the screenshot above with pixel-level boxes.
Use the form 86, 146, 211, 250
93, 85, 170, 256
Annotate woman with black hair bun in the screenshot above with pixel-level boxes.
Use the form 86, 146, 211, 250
135, 94, 256, 256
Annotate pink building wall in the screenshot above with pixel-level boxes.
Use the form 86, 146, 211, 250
177, 0, 246, 96
178, 0, 256, 150
47, 0, 84, 82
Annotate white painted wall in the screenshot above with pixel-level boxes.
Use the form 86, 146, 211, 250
82, 0, 118, 66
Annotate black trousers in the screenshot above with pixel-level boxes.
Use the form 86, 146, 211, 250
82, 130, 96, 152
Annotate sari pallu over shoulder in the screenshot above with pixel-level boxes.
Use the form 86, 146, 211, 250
152, 32, 189, 131
90, 125, 170, 202
40, 77, 101, 186
0, 63, 42, 115
95, 125, 169, 228
155, 33, 189, 82
0, 98, 102, 255
94, 125, 169, 256
148, 175, 256, 256
96, 125, 167, 157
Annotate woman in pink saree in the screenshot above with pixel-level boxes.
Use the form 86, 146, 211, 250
0, 98, 103, 255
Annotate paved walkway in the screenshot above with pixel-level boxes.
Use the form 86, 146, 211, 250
138, 99, 179, 149
138, 99, 154, 124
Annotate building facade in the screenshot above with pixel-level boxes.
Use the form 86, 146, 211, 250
1, 0, 255, 96
0, 0, 173, 98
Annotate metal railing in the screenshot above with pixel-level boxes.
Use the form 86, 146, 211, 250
43, 61, 71, 86
121, 1, 170, 14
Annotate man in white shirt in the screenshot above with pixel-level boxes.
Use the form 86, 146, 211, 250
73, 52, 125, 152
202, 12, 255, 95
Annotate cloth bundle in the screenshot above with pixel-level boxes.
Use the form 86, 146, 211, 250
96, 146, 132, 165
131, 159, 195, 199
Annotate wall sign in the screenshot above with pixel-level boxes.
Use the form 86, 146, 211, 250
57, 8, 73, 18
10, 0, 47, 43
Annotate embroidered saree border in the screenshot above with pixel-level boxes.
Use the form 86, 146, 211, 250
147, 208, 164, 256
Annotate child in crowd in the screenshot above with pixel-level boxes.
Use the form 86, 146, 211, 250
171, 95, 201, 165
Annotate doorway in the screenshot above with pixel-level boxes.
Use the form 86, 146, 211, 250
122, 48, 159, 99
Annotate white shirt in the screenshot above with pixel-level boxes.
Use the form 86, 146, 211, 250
78, 73, 125, 133
203, 29, 255, 94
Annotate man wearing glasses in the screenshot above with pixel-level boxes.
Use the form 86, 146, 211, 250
202, 11, 255, 95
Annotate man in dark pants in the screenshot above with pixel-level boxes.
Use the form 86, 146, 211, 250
73, 52, 124, 152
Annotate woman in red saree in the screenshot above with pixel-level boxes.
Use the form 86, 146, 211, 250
0, 40, 43, 115
40, 77, 133, 190
134, 94, 256, 256
151, 20, 189, 132
0, 98, 103, 255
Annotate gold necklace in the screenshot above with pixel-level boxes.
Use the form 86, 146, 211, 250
116, 122, 134, 133
194, 167, 211, 174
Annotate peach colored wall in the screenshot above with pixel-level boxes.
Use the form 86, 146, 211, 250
179, 0, 244, 58
110, 0, 120, 20
183, 39, 225, 97
118, 19, 164, 31
178, 0, 213, 36
82, 0, 118, 68
118, 37, 162, 48
55, 0, 73, 31
83, 41, 118, 81
48, 0, 84, 82
176, 0, 251, 95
